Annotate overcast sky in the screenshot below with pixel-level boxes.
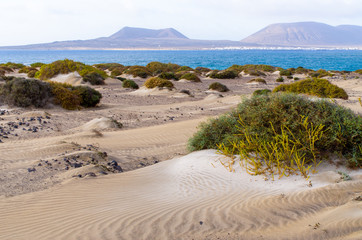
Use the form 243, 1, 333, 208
1, 0, 362, 46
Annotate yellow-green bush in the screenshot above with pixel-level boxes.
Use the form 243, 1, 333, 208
273, 78, 348, 99
36, 59, 107, 84
48, 81, 102, 110
209, 70, 238, 79
188, 93, 362, 169
0, 62, 25, 69
180, 73, 201, 82
144, 77, 174, 89
247, 78, 266, 84
122, 79, 139, 89
124, 66, 151, 78
209, 82, 229, 92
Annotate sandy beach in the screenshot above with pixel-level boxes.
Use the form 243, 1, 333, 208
0, 70, 361, 239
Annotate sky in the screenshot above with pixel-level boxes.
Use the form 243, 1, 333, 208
1, 0, 362, 46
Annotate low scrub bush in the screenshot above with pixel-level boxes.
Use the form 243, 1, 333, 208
110, 67, 125, 77
273, 78, 348, 99
122, 79, 139, 89
144, 77, 174, 89
195, 67, 212, 74
48, 81, 102, 109
209, 82, 229, 92
188, 93, 362, 172
0, 62, 25, 69
0, 78, 52, 107
19, 66, 37, 74
36, 59, 107, 83
30, 62, 45, 68
279, 69, 293, 77
248, 78, 266, 84
158, 72, 177, 80
309, 69, 333, 78
355, 69, 362, 74
82, 72, 105, 85
180, 73, 201, 82
94, 63, 124, 71
146, 62, 180, 75
209, 70, 238, 79
253, 89, 271, 96
227, 64, 276, 74
176, 66, 194, 72
124, 66, 151, 78
276, 77, 284, 82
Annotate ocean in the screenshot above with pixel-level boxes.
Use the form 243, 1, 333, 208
0, 49, 361, 71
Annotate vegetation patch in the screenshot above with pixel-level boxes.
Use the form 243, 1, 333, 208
253, 89, 271, 96
158, 72, 177, 80
124, 66, 151, 78
273, 78, 348, 100
355, 69, 362, 74
144, 77, 174, 89
208, 82, 229, 92
35, 59, 107, 84
94, 63, 124, 71
180, 73, 201, 82
188, 93, 362, 174
122, 79, 139, 89
0, 78, 52, 107
209, 70, 238, 79
276, 77, 284, 82
0, 62, 25, 69
247, 78, 266, 84
30, 62, 45, 68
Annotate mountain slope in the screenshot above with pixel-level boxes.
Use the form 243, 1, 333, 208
241, 22, 362, 47
1, 27, 249, 50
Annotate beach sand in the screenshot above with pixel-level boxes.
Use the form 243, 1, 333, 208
0, 71, 361, 239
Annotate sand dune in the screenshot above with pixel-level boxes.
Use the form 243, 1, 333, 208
0, 150, 361, 240
1, 72, 361, 239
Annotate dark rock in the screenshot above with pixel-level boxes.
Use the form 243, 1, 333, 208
72, 163, 83, 168
27, 167, 36, 172
85, 172, 97, 177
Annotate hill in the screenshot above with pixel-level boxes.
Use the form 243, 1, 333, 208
1, 27, 249, 50
241, 22, 362, 47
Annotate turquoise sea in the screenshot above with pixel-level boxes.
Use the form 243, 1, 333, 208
0, 50, 361, 71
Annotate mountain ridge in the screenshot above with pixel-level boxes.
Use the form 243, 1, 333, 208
241, 22, 362, 47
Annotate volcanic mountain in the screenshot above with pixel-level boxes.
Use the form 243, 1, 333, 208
241, 22, 362, 47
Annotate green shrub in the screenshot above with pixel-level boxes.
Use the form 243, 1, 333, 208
209, 82, 229, 92
110, 67, 125, 77
227, 64, 276, 74
195, 67, 212, 74
48, 81, 102, 110
309, 69, 333, 78
247, 78, 266, 84
144, 77, 174, 89
273, 78, 348, 99
0, 78, 52, 107
176, 66, 194, 72
188, 93, 362, 168
279, 69, 293, 77
0, 66, 13, 74
94, 63, 124, 71
146, 62, 180, 75
122, 79, 139, 89
293, 77, 300, 81
209, 70, 238, 79
27, 70, 38, 78
30, 62, 45, 68
276, 77, 284, 82
158, 72, 177, 80
0, 62, 25, 69
124, 66, 151, 78
48, 82, 81, 110
73, 86, 102, 108
355, 69, 362, 74
253, 89, 271, 96
36, 59, 107, 81
19, 66, 37, 74
82, 72, 105, 85
294, 66, 310, 74
180, 73, 201, 82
